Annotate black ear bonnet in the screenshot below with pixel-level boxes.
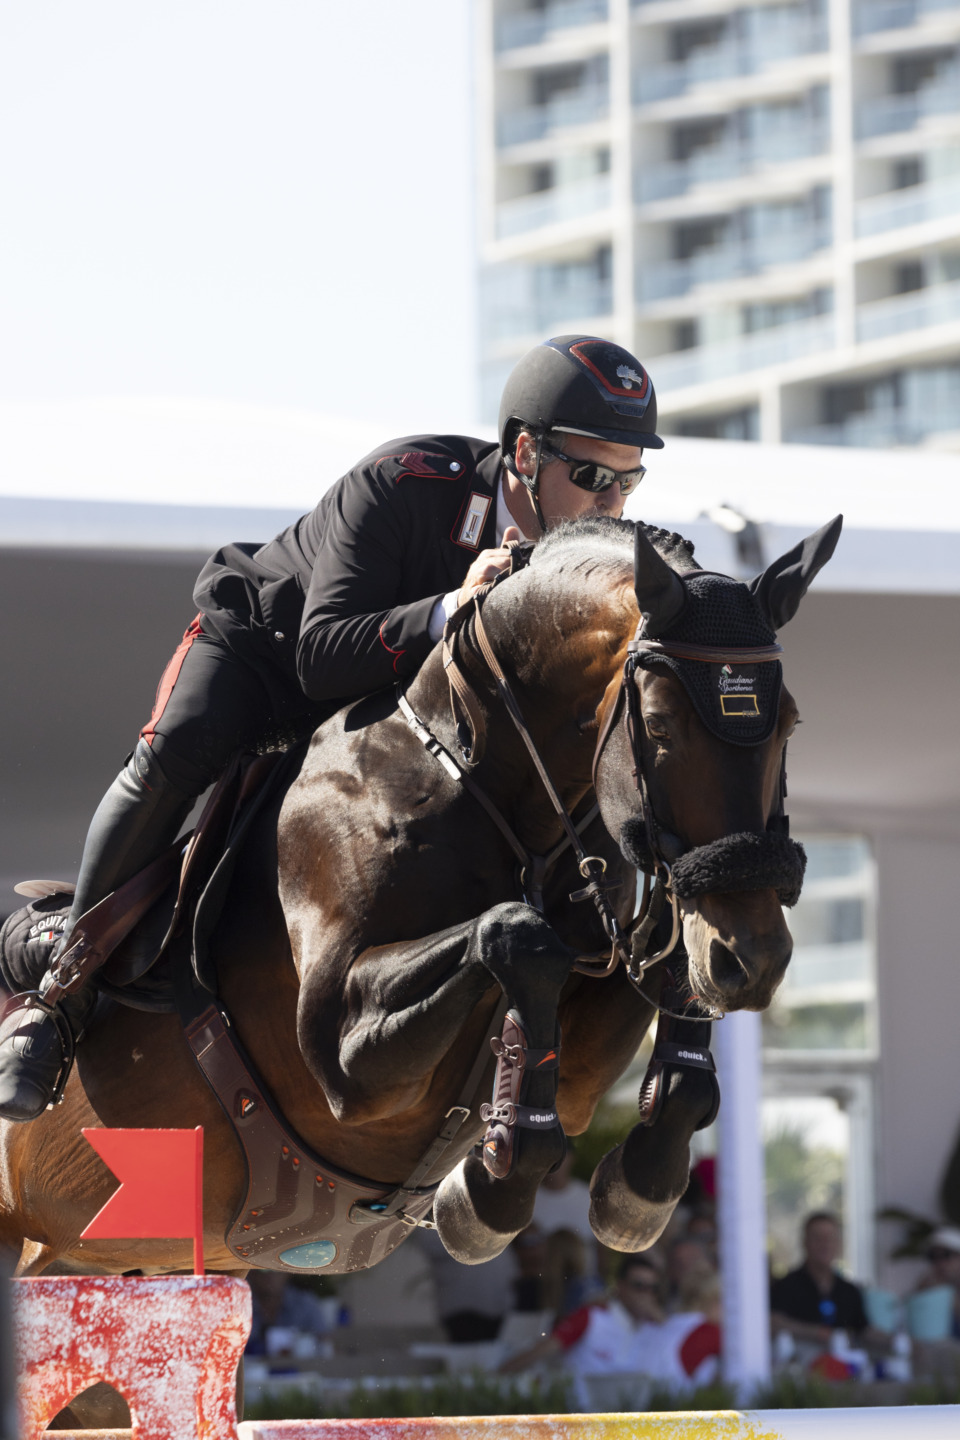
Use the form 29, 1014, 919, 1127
642, 571, 782, 746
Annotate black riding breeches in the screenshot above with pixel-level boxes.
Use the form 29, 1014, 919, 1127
138, 616, 327, 796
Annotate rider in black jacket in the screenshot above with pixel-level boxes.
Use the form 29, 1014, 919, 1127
0, 334, 663, 1121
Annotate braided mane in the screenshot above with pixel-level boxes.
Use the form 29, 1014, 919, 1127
529, 515, 701, 576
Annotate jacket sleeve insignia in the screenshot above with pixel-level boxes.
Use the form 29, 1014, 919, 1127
377, 451, 466, 483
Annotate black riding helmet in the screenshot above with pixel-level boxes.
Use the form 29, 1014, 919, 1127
499, 335, 664, 533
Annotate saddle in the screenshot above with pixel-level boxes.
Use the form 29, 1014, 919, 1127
0, 748, 294, 1012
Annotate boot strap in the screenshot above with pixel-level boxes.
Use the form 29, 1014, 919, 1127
479, 1102, 560, 1129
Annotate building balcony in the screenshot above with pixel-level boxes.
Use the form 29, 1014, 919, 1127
637, 126, 830, 203
648, 314, 835, 390
496, 0, 609, 52
788, 361, 960, 445
857, 72, 960, 139
854, 0, 959, 37
788, 411, 952, 444
496, 173, 613, 238
856, 277, 960, 341
481, 273, 613, 344
855, 174, 960, 235
640, 226, 832, 301
633, 22, 829, 105
497, 85, 609, 148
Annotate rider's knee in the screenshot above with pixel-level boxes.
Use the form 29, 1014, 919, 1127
135, 734, 216, 798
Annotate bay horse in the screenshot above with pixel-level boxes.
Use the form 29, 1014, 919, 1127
0, 514, 839, 1283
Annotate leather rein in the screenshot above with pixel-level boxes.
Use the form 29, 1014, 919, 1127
398, 549, 785, 1017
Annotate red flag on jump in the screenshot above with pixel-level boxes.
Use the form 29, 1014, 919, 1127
80, 1127, 205, 1275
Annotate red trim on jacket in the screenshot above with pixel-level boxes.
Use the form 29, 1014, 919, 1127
140, 615, 204, 747
377, 621, 405, 673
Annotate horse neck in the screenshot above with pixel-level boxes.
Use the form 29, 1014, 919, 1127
413, 573, 636, 851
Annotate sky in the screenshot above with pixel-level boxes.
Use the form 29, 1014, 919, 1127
0, 2, 478, 436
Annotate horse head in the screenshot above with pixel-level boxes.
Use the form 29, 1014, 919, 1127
595, 516, 842, 1015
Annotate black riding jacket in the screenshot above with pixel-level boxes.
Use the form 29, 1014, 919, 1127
193, 434, 502, 705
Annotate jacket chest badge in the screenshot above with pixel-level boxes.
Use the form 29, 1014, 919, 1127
455, 492, 492, 549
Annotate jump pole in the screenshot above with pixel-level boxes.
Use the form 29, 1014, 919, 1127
237, 1409, 960, 1439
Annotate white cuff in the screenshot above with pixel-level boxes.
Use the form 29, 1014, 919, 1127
428, 592, 460, 644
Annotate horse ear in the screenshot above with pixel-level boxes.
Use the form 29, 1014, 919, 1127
634, 524, 687, 634
748, 515, 843, 630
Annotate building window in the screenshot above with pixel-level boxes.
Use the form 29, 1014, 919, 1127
763, 836, 877, 1056
673, 406, 760, 440
761, 835, 879, 1280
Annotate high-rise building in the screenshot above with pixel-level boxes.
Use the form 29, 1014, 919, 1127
475, 0, 960, 447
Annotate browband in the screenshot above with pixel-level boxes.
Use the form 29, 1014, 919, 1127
629, 639, 783, 665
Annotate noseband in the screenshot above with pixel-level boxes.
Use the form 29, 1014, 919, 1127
401, 552, 804, 1021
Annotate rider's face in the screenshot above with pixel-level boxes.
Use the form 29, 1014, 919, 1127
514, 430, 644, 529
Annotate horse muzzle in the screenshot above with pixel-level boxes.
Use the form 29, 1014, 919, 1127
620, 823, 807, 908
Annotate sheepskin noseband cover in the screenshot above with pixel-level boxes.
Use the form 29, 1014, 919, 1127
620, 826, 807, 908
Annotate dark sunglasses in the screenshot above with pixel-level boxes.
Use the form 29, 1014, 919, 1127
623, 1278, 660, 1293
541, 443, 647, 497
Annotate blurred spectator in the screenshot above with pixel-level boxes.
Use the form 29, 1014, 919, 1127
915, 1226, 960, 1338
417, 1225, 516, 1342
770, 1211, 872, 1346
533, 1151, 593, 1247
512, 1225, 551, 1312
665, 1236, 715, 1313
499, 1253, 663, 1375
247, 1272, 332, 1356
501, 1253, 721, 1388
661, 1271, 723, 1388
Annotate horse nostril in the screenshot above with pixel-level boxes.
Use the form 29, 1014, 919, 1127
709, 938, 748, 992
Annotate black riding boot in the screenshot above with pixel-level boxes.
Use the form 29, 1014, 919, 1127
0, 741, 195, 1122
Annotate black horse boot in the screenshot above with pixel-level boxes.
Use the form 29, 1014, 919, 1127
0, 741, 195, 1121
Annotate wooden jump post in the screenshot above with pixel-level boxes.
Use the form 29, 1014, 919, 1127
13, 1127, 251, 1440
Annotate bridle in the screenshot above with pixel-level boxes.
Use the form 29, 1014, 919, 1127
399, 545, 788, 1020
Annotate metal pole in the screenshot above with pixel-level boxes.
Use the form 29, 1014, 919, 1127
714, 1008, 771, 1399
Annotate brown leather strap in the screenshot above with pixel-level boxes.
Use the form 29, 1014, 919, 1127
441, 621, 488, 766
43, 839, 186, 1004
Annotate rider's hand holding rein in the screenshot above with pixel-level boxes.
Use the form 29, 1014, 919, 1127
456, 526, 523, 609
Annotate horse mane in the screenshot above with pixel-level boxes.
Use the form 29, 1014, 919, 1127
527, 514, 701, 579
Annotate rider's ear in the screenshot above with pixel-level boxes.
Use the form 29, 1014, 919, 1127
633, 525, 687, 634
748, 515, 843, 630
515, 431, 536, 476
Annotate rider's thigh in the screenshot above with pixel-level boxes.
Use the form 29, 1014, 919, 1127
139, 625, 288, 794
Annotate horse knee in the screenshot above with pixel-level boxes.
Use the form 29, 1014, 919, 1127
473, 903, 572, 1001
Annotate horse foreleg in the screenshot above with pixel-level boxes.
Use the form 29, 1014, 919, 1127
299, 901, 571, 1128
433, 902, 574, 1264
588, 1063, 718, 1251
